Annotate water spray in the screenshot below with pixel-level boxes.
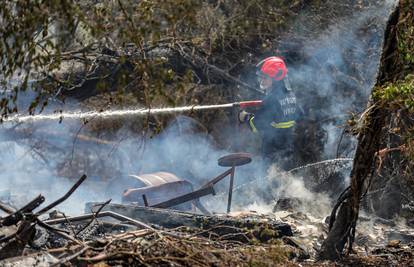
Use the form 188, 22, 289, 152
216, 158, 354, 196
287, 158, 353, 174
3, 101, 263, 124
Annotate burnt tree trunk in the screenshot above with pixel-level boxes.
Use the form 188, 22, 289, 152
318, 3, 400, 261
319, 105, 387, 260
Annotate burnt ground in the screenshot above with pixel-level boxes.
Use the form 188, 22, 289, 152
1, 173, 414, 266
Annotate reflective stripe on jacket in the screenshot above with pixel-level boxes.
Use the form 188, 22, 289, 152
249, 117, 258, 133
270, 120, 295, 129
249, 117, 295, 132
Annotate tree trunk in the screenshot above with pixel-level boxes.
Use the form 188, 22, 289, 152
318, 3, 400, 260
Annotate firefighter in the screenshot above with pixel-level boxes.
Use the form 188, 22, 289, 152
239, 56, 300, 170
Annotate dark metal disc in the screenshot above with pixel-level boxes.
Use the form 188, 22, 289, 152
218, 152, 252, 167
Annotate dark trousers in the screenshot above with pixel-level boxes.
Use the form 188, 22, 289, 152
261, 130, 294, 171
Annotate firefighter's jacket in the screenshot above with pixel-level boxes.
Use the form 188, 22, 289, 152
249, 81, 300, 149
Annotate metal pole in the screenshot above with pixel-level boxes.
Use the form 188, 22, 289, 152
142, 194, 149, 207
227, 166, 235, 213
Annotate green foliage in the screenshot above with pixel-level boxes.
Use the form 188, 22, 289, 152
397, 1, 414, 66
0, 0, 81, 115
0, 0, 297, 118
0, 0, 202, 117
373, 74, 414, 177
0, 0, 382, 121
374, 75, 414, 112
382, 0, 414, 81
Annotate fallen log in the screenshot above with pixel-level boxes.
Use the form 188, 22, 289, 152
85, 202, 292, 242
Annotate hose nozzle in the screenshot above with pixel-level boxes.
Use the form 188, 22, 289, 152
235, 100, 262, 108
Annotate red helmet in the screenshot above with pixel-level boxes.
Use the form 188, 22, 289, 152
256, 56, 287, 81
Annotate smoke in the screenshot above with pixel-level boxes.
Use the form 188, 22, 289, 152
0, 1, 399, 218
269, 166, 332, 217
0, 109, 326, 217
286, 1, 398, 159
218, 164, 333, 218
0, 112, 235, 215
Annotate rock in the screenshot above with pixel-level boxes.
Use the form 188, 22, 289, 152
282, 236, 310, 260
273, 197, 303, 212
387, 239, 401, 247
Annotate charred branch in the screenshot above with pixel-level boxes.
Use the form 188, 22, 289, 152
1, 195, 45, 227
0, 175, 88, 260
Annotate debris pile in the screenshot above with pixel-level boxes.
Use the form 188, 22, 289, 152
1, 168, 414, 266
0, 174, 301, 266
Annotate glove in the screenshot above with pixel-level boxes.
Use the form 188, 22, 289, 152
238, 110, 253, 123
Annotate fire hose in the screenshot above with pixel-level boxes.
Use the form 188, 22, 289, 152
4, 100, 263, 123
